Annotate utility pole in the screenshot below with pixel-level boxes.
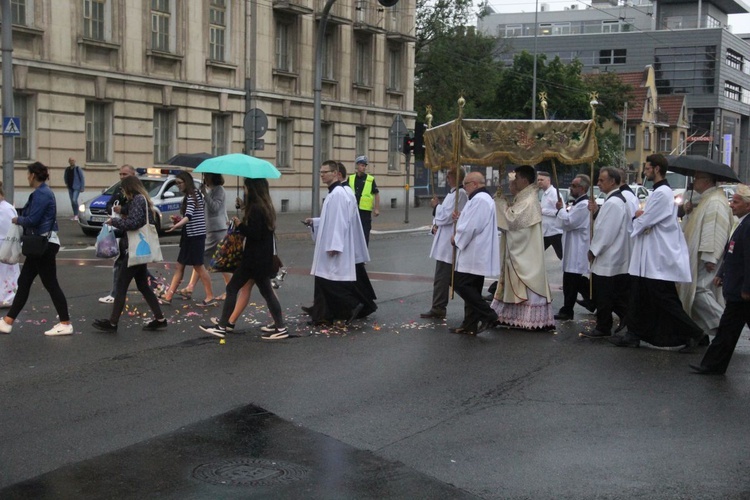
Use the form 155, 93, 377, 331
2, 0, 16, 203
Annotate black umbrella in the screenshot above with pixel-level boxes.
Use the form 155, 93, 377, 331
666, 155, 740, 183
166, 152, 214, 169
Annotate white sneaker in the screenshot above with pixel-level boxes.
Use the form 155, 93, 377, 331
71, 216, 79, 221
0, 320, 12, 334
44, 322, 74, 336
99, 295, 115, 304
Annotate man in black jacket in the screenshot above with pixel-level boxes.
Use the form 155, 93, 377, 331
690, 184, 750, 375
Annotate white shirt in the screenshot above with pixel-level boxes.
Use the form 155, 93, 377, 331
454, 190, 500, 277
430, 187, 468, 264
629, 182, 691, 282
540, 185, 563, 236
556, 195, 590, 274
590, 190, 631, 277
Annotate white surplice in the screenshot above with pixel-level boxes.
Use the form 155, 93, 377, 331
556, 195, 590, 275
540, 185, 563, 237
454, 190, 500, 277
310, 184, 369, 281
590, 191, 631, 277
629, 183, 691, 282
430, 187, 468, 265
0, 200, 20, 306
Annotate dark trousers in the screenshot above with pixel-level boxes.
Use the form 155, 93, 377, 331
699, 301, 750, 374
220, 263, 283, 328
8, 243, 69, 322
110, 259, 163, 324
110, 255, 158, 295
544, 234, 563, 260
626, 276, 703, 347
560, 272, 590, 315
310, 264, 377, 323
315, 276, 361, 322
429, 260, 452, 315
453, 271, 497, 330
592, 273, 629, 334
359, 209, 372, 247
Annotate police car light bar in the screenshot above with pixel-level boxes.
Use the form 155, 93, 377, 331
136, 167, 184, 176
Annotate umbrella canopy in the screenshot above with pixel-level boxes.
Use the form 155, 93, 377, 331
166, 152, 214, 169
195, 153, 281, 179
666, 155, 740, 183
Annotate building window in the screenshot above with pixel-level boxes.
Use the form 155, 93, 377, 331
209, 0, 226, 61
654, 46, 717, 95
643, 127, 651, 151
13, 94, 31, 160
625, 126, 636, 150
354, 36, 372, 86
355, 126, 368, 157
659, 130, 672, 153
322, 28, 336, 80
151, 0, 171, 52
504, 25, 522, 37
705, 15, 720, 28
85, 101, 110, 163
724, 81, 741, 101
211, 114, 229, 157
726, 49, 743, 71
321, 123, 333, 162
83, 0, 106, 40
275, 16, 296, 72
276, 120, 291, 168
11, 0, 27, 25
602, 20, 620, 33
387, 45, 402, 91
153, 108, 174, 164
599, 49, 626, 65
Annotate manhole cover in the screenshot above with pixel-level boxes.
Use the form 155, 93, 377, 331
192, 458, 310, 487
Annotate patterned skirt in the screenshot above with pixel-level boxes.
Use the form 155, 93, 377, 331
491, 290, 555, 331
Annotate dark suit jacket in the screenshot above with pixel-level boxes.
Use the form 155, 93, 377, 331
718, 215, 750, 302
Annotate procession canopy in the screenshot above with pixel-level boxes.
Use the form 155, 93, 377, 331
424, 119, 599, 171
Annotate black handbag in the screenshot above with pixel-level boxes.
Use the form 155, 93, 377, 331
21, 233, 50, 257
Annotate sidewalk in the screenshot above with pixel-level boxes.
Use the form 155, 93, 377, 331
56, 205, 436, 248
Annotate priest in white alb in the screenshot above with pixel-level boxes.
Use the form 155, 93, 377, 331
492, 165, 555, 331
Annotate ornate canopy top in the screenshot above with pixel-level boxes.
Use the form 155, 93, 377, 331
424, 118, 599, 171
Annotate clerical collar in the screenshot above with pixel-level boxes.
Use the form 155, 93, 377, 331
619, 184, 634, 194
468, 187, 489, 200
328, 181, 342, 193
653, 179, 670, 189
573, 194, 589, 205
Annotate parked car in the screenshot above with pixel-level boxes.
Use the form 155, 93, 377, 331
77, 168, 202, 236
644, 171, 689, 205
595, 185, 649, 210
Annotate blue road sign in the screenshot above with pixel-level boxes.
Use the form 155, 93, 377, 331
2, 117, 21, 136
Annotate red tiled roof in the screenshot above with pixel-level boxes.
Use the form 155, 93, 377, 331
615, 71, 648, 121
658, 94, 686, 127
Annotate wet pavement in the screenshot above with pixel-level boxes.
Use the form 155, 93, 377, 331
0, 404, 473, 499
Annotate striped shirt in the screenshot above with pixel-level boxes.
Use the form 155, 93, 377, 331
183, 191, 207, 237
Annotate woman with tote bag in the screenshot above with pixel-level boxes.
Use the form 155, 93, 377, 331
0, 162, 73, 336
92, 176, 166, 332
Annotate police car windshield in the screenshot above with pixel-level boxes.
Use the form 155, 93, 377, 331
102, 178, 174, 198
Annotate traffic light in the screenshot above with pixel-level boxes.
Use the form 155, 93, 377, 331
413, 121, 426, 157
403, 134, 414, 155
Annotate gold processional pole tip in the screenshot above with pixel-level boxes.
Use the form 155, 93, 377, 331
539, 91, 548, 120
589, 91, 600, 120
425, 105, 433, 128
457, 95, 466, 109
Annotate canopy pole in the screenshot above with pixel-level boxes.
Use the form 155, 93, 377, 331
588, 92, 599, 300
450, 95, 466, 300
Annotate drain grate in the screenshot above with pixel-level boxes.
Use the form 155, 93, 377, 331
192, 458, 310, 487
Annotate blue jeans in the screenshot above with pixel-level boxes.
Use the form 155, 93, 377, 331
68, 188, 80, 217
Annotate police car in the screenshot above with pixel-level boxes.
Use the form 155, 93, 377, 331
77, 168, 202, 236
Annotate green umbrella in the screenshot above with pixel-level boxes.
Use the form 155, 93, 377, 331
194, 153, 281, 179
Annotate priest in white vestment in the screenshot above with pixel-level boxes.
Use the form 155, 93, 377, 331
583, 167, 631, 338
677, 173, 732, 337
307, 160, 375, 325
610, 154, 704, 349
553, 174, 592, 320
0, 187, 20, 307
492, 166, 555, 331
449, 172, 500, 335
421, 168, 468, 320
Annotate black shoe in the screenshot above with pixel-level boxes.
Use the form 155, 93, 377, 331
576, 299, 596, 313
608, 333, 640, 348
449, 326, 477, 336
143, 318, 168, 331
554, 312, 573, 321
689, 363, 724, 375
307, 319, 332, 327
678, 336, 701, 354
346, 303, 364, 325
614, 318, 626, 334
420, 310, 446, 319
92, 319, 117, 333
580, 329, 611, 339
301, 305, 313, 315
698, 335, 710, 346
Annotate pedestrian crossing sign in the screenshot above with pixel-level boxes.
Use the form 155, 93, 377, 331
2, 117, 21, 136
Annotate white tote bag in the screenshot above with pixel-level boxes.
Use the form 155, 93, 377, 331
0, 225, 23, 265
127, 224, 163, 267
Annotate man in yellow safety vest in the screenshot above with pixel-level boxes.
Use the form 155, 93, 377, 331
348, 155, 380, 246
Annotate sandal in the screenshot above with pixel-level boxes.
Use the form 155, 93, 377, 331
196, 299, 218, 308
157, 292, 172, 305
176, 288, 193, 300
215, 293, 226, 301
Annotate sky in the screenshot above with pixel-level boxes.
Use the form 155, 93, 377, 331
483, 0, 750, 34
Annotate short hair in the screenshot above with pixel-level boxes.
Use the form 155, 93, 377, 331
322, 160, 338, 172
614, 167, 626, 185
120, 164, 136, 175
205, 172, 225, 186
646, 153, 668, 176
537, 170, 550, 178
28, 161, 50, 182
515, 165, 536, 184
337, 162, 347, 179
599, 167, 621, 185
575, 174, 591, 191
446, 168, 465, 184
736, 184, 750, 203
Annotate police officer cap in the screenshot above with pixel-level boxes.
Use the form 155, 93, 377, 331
355, 155, 368, 165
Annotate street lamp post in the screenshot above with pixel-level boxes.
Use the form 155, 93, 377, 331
2, 0, 15, 203
531, 0, 539, 120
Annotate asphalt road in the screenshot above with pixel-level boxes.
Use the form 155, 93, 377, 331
0, 214, 748, 499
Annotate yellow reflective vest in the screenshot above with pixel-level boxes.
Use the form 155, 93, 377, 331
348, 174, 375, 211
